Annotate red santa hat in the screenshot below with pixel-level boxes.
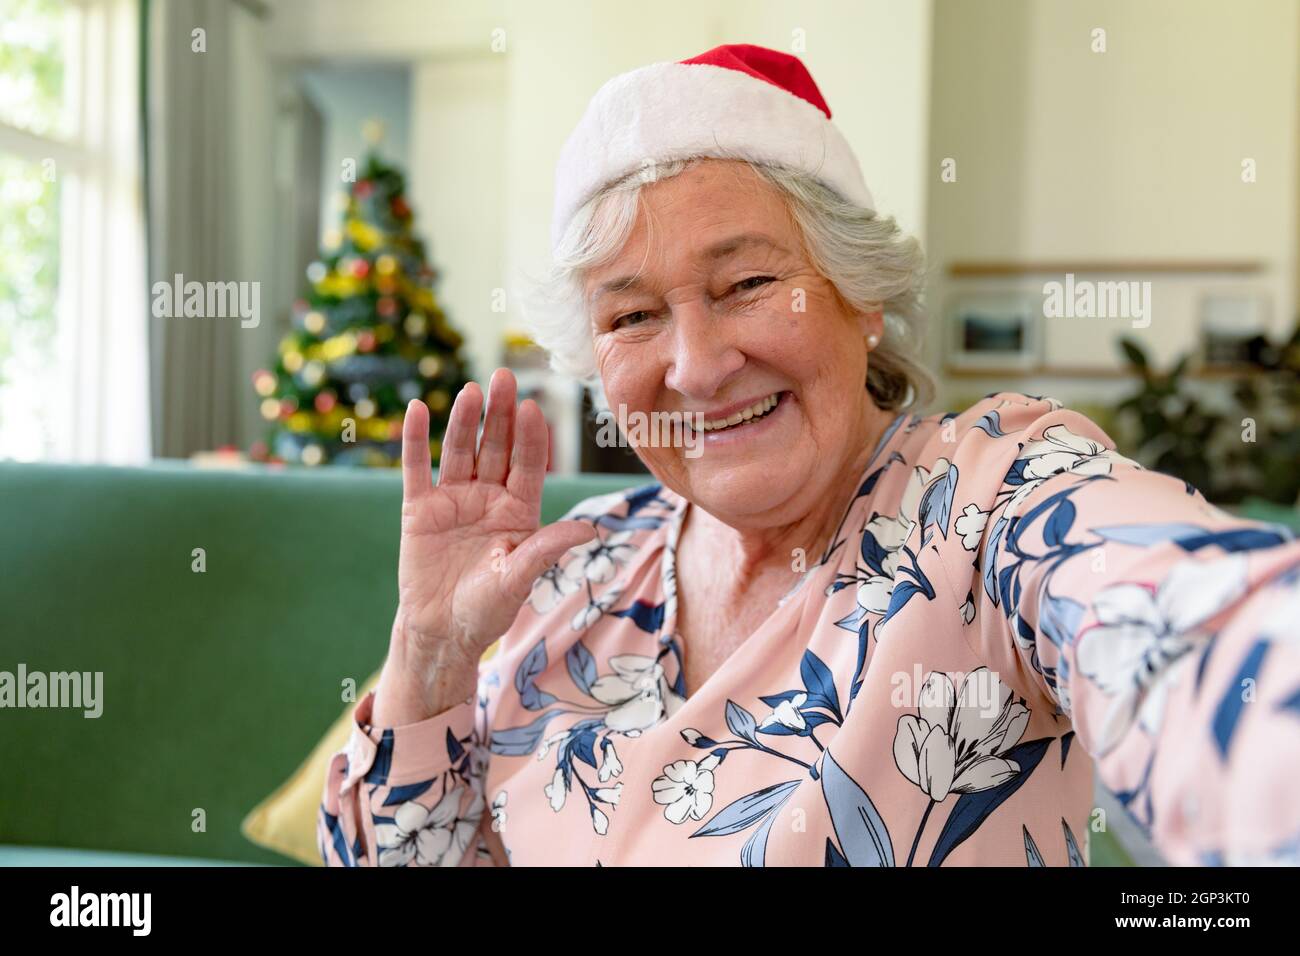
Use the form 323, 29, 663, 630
550, 43, 875, 253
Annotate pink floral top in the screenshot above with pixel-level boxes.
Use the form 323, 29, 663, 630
318, 393, 1300, 866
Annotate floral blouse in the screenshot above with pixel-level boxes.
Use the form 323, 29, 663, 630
317, 392, 1300, 867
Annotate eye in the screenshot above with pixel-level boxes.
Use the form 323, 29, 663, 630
612, 310, 652, 330
731, 275, 776, 294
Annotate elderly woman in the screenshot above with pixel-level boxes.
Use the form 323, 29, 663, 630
318, 44, 1300, 867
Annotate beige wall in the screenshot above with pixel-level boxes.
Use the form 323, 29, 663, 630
409, 55, 507, 385
925, 0, 1300, 406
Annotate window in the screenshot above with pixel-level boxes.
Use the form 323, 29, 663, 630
0, 0, 148, 462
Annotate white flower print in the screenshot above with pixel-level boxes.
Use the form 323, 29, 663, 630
529, 564, 578, 613
857, 575, 897, 616
954, 503, 989, 551
893, 669, 1030, 802
652, 753, 721, 824
959, 594, 976, 625
490, 791, 507, 832
1008, 424, 1127, 513
589, 654, 683, 732
571, 584, 624, 630
565, 530, 637, 585
545, 767, 567, 812
535, 729, 570, 760
598, 741, 623, 782
376, 787, 483, 867
850, 459, 954, 617
1077, 554, 1248, 753
759, 692, 808, 731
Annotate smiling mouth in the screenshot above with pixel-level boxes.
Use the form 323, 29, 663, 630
693, 391, 786, 433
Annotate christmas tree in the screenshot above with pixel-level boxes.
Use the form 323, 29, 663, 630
251, 150, 471, 467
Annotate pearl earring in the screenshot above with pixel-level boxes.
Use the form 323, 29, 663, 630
866, 333, 880, 348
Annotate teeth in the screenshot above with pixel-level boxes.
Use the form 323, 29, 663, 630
698, 392, 782, 432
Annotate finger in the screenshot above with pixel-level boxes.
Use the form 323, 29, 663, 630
500, 521, 597, 603
506, 399, 549, 511
400, 399, 433, 500
437, 382, 483, 484
474, 368, 517, 484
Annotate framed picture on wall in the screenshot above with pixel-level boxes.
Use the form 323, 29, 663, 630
1200, 292, 1271, 367
945, 292, 1043, 371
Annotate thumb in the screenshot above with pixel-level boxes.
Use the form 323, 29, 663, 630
500, 520, 598, 603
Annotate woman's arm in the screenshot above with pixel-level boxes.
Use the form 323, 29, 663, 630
314, 369, 595, 867
316, 685, 504, 867
936, 395, 1300, 865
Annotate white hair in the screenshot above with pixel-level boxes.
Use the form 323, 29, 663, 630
522, 155, 932, 411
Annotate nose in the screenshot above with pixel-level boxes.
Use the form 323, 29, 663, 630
662, 301, 745, 400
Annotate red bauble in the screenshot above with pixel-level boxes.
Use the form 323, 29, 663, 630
352, 258, 371, 279
354, 180, 373, 199
357, 330, 376, 353
391, 197, 410, 218
314, 391, 338, 414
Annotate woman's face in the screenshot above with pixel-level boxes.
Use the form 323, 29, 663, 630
585, 159, 884, 528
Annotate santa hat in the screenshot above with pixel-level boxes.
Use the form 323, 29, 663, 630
550, 43, 875, 253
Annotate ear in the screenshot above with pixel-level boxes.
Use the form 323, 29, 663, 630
856, 306, 885, 345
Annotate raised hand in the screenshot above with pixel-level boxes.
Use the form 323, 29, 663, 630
372, 369, 596, 726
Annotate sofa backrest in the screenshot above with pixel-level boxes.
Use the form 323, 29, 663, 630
0, 461, 640, 862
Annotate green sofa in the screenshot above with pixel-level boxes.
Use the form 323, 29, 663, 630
8, 461, 1287, 866
0, 461, 635, 865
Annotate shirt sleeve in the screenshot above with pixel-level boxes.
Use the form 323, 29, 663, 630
931, 395, 1300, 866
316, 685, 499, 867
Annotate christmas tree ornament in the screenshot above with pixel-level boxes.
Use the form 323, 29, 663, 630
362, 118, 386, 145
404, 312, 427, 337
302, 361, 326, 387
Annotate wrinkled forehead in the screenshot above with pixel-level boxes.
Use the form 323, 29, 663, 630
583, 165, 801, 303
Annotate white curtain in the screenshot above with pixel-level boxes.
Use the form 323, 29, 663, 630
14, 0, 152, 463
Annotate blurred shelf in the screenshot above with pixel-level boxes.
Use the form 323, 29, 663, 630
948, 260, 1266, 277
944, 364, 1264, 379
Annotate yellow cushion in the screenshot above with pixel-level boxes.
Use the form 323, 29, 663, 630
241, 641, 499, 865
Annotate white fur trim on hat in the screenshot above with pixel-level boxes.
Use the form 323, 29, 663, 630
550, 60, 874, 253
